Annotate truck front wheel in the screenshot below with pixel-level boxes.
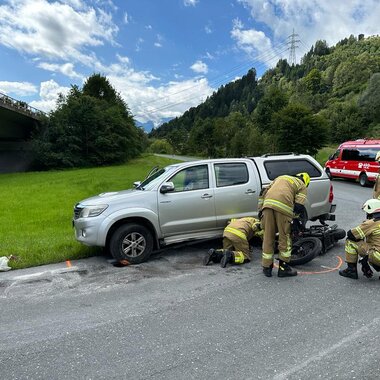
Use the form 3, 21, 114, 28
109, 223, 153, 264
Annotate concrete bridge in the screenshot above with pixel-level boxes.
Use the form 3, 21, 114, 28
0, 92, 44, 173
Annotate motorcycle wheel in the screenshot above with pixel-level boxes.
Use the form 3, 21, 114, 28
289, 237, 322, 266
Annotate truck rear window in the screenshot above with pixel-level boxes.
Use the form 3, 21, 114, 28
264, 159, 321, 180
214, 163, 249, 187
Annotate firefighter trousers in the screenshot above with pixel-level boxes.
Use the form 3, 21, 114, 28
223, 231, 251, 263
261, 208, 292, 268
345, 239, 380, 267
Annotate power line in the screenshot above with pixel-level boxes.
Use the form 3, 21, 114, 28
144, 41, 290, 114
142, 38, 290, 109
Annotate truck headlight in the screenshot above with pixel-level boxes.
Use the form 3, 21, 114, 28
79, 205, 108, 218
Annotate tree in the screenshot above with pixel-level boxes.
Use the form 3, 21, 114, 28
272, 104, 327, 156
253, 86, 288, 133
148, 139, 174, 154
32, 74, 144, 169
358, 73, 380, 124
322, 101, 366, 143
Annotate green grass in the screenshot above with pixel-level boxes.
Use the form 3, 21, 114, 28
315, 145, 337, 166
0, 154, 180, 269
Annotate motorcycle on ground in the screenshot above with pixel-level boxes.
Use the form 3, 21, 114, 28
288, 221, 346, 266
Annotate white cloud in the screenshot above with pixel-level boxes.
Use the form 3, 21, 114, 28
154, 42, 162, 48
0, 81, 38, 96
135, 37, 144, 52
184, 0, 199, 7
29, 80, 70, 113
205, 25, 212, 34
238, 0, 380, 55
124, 11, 129, 24
38, 62, 83, 79
230, 18, 277, 64
0, 0, 118, 63
107, 65, 213, 126
190, 60, 208, 74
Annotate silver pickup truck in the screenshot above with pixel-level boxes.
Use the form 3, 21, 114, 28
73, 153, 336, 264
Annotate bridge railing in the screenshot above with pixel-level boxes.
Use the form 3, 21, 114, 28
0, 92, 46, 119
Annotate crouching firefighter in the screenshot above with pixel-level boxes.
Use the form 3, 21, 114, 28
259, 172, 310, 278
203, 217, 263, 268
339, 199, 380, 280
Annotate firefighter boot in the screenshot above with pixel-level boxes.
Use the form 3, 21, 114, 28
278, 260, 297, 277
263, 264, 273, 277
203, 249, 223, 266
339, 263, 358, 279
220, 250, 234, 268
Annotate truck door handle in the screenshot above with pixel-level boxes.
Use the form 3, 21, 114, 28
201, 193, 213, 199
245, 189, 256, 194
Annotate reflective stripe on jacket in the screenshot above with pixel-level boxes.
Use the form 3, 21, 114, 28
351, 219, 380, 252
259, 175, 307, 218
223, 217, 261, 241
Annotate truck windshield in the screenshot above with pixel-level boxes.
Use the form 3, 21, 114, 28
137, 166, 178, 190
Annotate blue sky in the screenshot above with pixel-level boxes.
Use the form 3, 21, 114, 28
1, 0, 379, 126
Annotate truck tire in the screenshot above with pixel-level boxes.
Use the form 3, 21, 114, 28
359, 173, 369, 187
109, 223, 153, 264
289, 237, 322, 266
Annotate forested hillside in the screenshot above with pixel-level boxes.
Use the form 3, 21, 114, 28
150, 34, 380, 157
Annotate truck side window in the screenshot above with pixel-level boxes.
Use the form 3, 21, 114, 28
169, 165, 209, 192
214, 163, 249, 187
264, 159, 321, 180
331, 150, 340, 160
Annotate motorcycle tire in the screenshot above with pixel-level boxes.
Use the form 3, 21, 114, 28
332, 228, 346, 241
289, 237, 323, 266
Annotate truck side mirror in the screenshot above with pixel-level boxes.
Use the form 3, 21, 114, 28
160, 182, 175, 194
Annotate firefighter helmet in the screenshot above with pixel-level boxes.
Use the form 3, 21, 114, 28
362, 199, 380, 214
376, 151, 380, 161
296, 172, 310, 187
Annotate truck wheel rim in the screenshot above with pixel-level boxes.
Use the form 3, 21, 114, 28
122, 232, 146, 257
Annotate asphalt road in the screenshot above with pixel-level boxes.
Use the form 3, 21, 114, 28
1, 179, 379, 380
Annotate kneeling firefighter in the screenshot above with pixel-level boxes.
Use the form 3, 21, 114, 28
203, 217, 263, 268
339, 199, 380, 280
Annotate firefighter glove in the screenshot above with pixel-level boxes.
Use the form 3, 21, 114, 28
359, 256, 373, 278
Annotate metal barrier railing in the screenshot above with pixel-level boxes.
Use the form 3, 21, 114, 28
0, 91, 46, 119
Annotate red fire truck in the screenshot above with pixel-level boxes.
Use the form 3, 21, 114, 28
324, 139, 380, 186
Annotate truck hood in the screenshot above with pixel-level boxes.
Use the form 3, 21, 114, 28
78, 189, 150, 206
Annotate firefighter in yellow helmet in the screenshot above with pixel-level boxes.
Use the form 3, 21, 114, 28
339, 199, 380, 280
258, 172, 310, 277
203, 217, 263, 267
373, 151, 380, 200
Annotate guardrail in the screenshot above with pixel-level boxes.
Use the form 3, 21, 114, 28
0, 92, 46, 119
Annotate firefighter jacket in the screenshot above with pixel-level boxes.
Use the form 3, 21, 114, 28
373, 175, 380, 200
224, 217, 262, 241
258, 175, 307, 218
350, 218, 380, 252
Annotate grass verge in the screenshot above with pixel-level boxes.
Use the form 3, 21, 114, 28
0, 154, 180, 269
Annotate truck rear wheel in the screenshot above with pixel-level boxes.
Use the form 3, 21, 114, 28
109, 223, 153, 264
359, 173, 369, 187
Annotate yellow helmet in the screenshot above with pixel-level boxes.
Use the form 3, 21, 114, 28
296, 172, 310, 187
